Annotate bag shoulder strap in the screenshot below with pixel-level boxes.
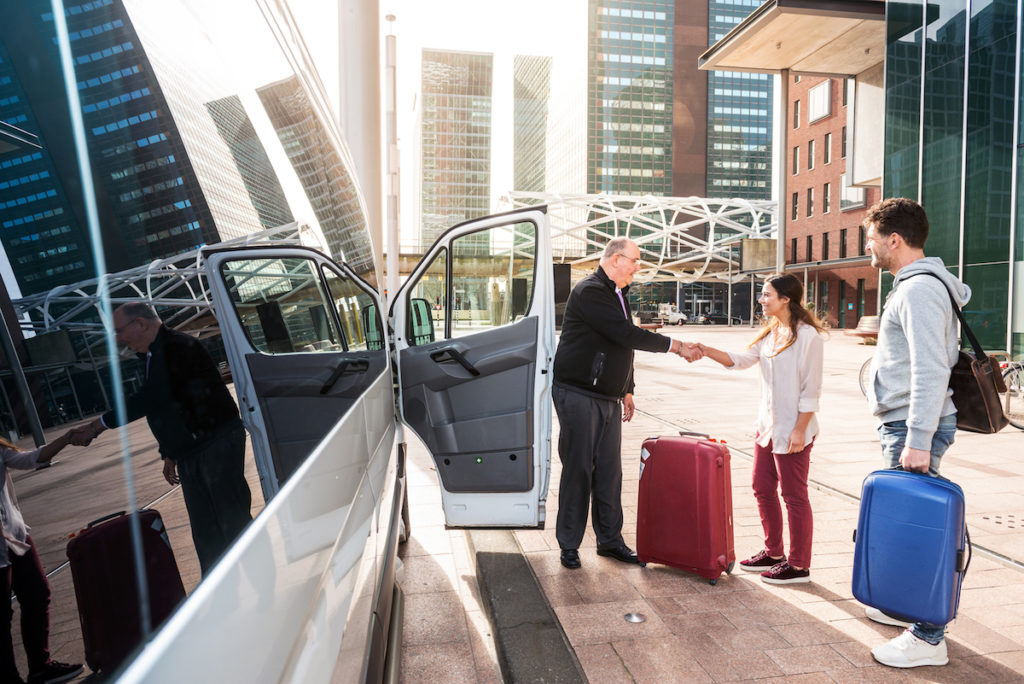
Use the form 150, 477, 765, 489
900, 271, 988, 363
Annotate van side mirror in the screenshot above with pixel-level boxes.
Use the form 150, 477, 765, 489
361, 304, 384, 351
409, 298, 437, 346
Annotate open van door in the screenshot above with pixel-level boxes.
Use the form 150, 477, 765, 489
203, 246, 390, 501
392, 207, 555, 527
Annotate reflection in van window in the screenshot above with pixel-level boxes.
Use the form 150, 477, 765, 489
220, 257, 342, 354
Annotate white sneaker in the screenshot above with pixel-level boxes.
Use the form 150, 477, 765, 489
871, 630, 948, 668
865, 606, 914, 628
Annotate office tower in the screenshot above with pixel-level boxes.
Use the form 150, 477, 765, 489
513, 55, 552, 194
0, 0, 295, 296
588, 0, 674, 196
705, 0, 772, 200
419, 50, 493, 248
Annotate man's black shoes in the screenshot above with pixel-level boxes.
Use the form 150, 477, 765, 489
597, 543, 643, 565
560, 548, 581, 569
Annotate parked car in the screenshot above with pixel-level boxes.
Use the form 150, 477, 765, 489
697, 311, 742, 325
657, 303, 688, 325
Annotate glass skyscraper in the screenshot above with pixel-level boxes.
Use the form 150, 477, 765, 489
513, 55, 552, 194
419, 50, 493, 247
588, 0, 674, 196
884, 0, 1021, 354
706, 0, 772, 199
0, 0, 297, 296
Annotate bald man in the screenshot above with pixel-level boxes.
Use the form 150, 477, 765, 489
552, 237, 699, 569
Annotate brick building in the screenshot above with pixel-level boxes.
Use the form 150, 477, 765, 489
786, 75, 879, 329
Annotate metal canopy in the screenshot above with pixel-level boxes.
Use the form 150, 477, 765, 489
12, 222, 322, 339
698, 0, 885, 77
503, 192, 778, 284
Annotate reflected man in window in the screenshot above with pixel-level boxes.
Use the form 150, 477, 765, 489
82, 303, 252, 576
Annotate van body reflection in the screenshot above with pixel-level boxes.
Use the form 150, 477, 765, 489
0, 0, 555, 681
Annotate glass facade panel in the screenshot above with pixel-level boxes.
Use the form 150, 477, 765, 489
963, 3, 1016, 265
963, 262, 1009, 350
884, 0, 923, 199
920, 0, 966, 267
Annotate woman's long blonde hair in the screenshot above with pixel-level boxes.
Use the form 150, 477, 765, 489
750, 273, 827, 356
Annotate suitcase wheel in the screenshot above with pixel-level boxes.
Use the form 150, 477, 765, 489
709, 577, 718, 585
725, 561, 734, 575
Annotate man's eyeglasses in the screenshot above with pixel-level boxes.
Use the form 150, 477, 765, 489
114, 318, 139, 335
617, 253, 640, 265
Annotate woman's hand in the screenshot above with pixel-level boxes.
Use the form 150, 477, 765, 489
785, 428, 806, 454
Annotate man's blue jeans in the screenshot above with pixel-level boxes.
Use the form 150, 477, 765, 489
877, 414, 957, 644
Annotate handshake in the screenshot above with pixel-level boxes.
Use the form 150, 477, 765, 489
673, 341, 705, 362
66, 423, 100, 447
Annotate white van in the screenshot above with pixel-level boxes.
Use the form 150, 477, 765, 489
119, 209, 556, 683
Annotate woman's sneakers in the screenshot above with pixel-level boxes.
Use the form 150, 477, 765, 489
738, 549, 785, 572
760, 560, 810, 584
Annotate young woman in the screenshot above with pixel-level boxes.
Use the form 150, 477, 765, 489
2, 430, 85, 684
698, 274, 825, 584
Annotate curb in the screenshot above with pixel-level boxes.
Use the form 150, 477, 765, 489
468, 529, 586, 683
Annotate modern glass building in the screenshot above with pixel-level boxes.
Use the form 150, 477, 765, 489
513, 55, 552, 194
588, 0, 674, 196
706, 0, 772, 200
419, 50, 493, 247
0, 0, 299, 296
884, 0, 1021, 354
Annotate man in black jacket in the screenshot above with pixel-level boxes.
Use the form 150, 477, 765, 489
81, 303, 252, 576
553, 237, 699, 569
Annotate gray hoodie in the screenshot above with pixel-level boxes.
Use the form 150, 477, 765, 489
867, 257, 971, 450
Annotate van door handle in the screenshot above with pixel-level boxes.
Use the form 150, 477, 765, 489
429, 347, 480, 376
319, 358, 370, 394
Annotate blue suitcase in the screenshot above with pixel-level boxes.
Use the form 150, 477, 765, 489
852, 469, 970, 626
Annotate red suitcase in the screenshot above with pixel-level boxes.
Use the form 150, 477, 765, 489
66, 509, 187, 673
637, 433, 735, 584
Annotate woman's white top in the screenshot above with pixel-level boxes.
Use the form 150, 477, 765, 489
1, 445, 43, 567
726, 323, 824, 454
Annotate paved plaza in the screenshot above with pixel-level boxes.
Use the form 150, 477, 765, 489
8, 326, 1024, 682
400, 326, 1024, 683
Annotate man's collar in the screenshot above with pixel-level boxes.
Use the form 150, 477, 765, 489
595, 265, 628, 291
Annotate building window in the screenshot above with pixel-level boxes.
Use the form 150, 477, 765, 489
792, 146, 799, 174
791, 192, 798, 220
806, 235, 813, 261
843, 78, 849, 106
791, 237, 798, 263
794, 74, 801, 83
823, 182, 830, 213
858, 225, 866, 255
857, 278, 866, 318
840, 228, 848, 258
841, 126, 847, 158
822, 232, 830, 260
824, 133, 832, 164
808, 140, 815, 170
807, 187, 814, 216
793, 100, 800, 129
840, 173, 865, 210
808, 80, 832, 123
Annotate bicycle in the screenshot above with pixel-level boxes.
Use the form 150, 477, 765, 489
859, 357, 872, 397
1002, 360, 1024, 430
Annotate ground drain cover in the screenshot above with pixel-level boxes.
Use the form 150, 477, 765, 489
981, 513, 1019, 529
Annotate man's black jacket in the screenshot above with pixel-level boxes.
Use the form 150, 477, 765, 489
553, 266, 673, 399
102, 326, 240, 459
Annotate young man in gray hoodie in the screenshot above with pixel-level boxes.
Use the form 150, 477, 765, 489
862, 197, 970, 669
